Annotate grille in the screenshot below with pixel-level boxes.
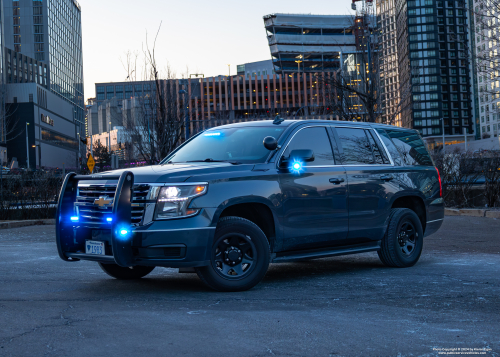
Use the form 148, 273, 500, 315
76, 184, 151, 225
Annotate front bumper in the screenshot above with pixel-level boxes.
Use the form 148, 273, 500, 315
55, 172, 216, 268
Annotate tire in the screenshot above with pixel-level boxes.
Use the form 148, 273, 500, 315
196, 216, 270, 292
378, 208, 424, 268
98, 263, 155, 280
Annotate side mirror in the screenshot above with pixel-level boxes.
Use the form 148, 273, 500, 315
280, 149, 315, 168
263, 136, 278, 150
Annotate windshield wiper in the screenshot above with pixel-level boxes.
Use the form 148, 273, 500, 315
186, 159, 242, 165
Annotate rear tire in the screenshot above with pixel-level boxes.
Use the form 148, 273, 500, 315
196, 216, 270, 292
378, 208, 423, 268
98, 263, 155, 280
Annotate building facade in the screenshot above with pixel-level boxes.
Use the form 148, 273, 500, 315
473, 0, 499, 139
377, 0, 402, 127
3, 0, 84, 138
236, 60, 274, 78
395, 0, 476, 149
5, 82, 80, 169
263, 14, 357, 74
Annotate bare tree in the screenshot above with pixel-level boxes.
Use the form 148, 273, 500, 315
122, 25, 185, 165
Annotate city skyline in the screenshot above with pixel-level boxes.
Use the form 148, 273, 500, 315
81, 0, 354, 100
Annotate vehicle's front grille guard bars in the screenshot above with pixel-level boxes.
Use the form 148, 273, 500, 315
55, 171, 134, 267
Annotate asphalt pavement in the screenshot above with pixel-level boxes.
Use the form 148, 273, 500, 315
0, 216, 499, 357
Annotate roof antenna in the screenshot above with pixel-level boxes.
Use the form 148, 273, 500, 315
273, 115, 284, 125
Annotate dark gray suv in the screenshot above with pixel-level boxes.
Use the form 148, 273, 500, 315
56, 120, 444, 291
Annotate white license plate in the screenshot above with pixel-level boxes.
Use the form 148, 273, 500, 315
85, 240, 105, 255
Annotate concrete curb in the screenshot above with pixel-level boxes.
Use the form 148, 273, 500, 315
0, 219, 55, 230
445, 208, 500, 218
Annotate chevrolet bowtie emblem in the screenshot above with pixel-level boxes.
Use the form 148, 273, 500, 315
94, 196, 111, 207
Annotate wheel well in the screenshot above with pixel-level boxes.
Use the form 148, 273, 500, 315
219, 203, 276, 243
391, 196, 426, 232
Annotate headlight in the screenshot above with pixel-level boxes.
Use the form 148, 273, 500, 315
154, 184, 207, 220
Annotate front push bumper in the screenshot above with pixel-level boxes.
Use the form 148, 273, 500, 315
55, 172, 215, 268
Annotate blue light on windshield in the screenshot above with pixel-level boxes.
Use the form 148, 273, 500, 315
204, 132, 221, 137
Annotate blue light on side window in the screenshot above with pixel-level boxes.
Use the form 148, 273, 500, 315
204, 132, 221, 137
70, 216, 79, 222
289, 160, 304, 174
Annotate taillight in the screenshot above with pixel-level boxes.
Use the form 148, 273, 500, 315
435, 167, 442, 197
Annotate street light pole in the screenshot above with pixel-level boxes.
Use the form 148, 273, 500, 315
464, 127, 468, 152
108, 122, 111, 153
26, 122, 29, 169
227, 64, 230, 77
179, 89, 189, 140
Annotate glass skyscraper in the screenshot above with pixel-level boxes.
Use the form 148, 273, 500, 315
4, 0, 84, 133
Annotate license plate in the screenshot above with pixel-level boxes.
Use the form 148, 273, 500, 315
85, 240, 105, 255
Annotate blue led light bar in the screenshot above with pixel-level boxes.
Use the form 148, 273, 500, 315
106, 217, 113, 222
70, 216, 79, 222
204, 132, 221, 136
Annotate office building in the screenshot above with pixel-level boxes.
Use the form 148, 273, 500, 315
3, 0, 84, 138
377, 0, 402, 127
473, 0, 499, 139
263, 13, 357, 74
395, 0, 476, 149
5, 82, 80, 169
236, 60, 274, 77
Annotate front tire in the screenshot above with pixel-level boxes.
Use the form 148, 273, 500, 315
98, 263, 155, 280
378, 208, 424, 268
196, 217, 270, 292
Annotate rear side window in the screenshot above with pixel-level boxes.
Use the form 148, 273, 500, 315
375, 128, 404, 166
283, 127, 334, 166
335, 127, 377, 165
367, 130, 390, 164
385, 129, 433, 166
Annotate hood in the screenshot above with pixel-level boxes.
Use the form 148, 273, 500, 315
87, 162, 252, 185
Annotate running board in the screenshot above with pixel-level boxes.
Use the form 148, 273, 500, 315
272, 241, 381, 263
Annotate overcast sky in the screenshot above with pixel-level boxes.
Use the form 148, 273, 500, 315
81, 0, 354, 100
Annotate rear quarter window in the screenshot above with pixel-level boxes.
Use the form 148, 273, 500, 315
385, 129, 433, 166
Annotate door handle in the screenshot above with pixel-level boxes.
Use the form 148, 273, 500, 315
329, 178, 345, 185
380, 175, 394, 181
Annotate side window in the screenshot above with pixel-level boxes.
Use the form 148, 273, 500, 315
282, 127, 334, 166
375, 128, 404, 166
335, 128, 374, 165
385, 129, 434, 166
366, 130, 390, 164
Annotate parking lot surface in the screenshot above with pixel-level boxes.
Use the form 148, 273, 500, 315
0, 216, 499, 357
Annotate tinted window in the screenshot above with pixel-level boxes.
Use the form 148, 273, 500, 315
367, 130, 390, 164
283, 127, 334, 166
375, 128, 404, 166
385, 129, 433, 166
335, 128, 374, 165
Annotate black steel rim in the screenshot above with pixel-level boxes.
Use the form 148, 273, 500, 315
212, 233, 256, 279
397, 220, 417, 256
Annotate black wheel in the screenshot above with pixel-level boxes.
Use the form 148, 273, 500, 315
98, 263, 155, 280
196, 216, 270, 292
378, 208, 424, 268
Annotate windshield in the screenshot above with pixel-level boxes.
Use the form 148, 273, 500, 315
165, 127, 285, 164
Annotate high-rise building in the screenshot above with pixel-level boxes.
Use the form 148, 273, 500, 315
377, 0, 402, 127
473, 0, 499, 139
3, 0, 84, 135
0, 0, 6, 165
394, 0, 476, 149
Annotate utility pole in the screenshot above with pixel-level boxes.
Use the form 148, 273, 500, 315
227, 64, 230, 77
